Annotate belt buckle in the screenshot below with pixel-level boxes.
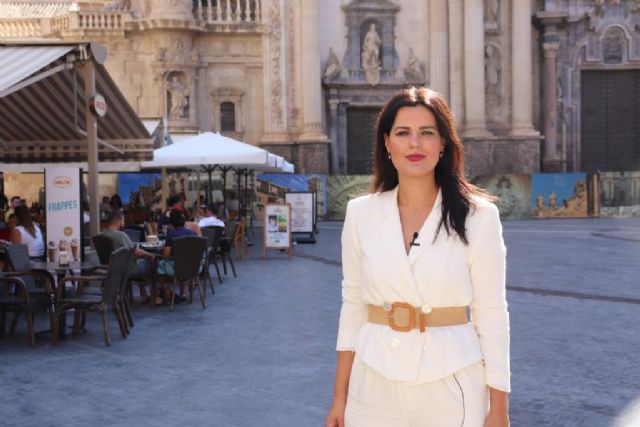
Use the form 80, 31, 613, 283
386, 302, 415, 332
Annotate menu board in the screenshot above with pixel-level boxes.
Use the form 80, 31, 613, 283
263, 204, 291, 257
45, 167, 82, 264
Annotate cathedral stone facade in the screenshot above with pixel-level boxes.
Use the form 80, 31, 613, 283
1, 0, 639, 175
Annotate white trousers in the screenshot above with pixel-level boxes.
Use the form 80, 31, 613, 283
345, 357, 489, 427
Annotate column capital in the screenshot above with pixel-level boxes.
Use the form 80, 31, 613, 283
543, 42, 560, 57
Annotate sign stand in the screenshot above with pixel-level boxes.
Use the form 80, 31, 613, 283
44, 167, 82, 265
263, 204, 292, 258
285, 191, 316, 243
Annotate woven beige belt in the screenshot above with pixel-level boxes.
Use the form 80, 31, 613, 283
368, 303, 469, 333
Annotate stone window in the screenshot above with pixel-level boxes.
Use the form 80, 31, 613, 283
220, 101, 236, 132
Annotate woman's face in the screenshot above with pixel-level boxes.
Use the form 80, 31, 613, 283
384, 106, 445, 181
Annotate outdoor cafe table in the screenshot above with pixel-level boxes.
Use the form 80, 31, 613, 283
30, 260, 100, 339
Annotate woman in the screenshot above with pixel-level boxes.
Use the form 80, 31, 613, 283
326, 87, 510, 427
11, 206, 45, 259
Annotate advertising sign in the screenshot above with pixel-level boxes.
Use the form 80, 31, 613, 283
285, 191, 316, 243
45, 167, 82, 264
263, 204, 291, 257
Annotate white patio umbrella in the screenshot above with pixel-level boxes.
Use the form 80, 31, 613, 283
140, 132, 293, 211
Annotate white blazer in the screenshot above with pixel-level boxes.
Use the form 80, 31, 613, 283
336, 186, 510, 392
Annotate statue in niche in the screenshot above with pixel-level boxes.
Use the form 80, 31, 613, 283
403, 48, 424, 82
361, 23, 382, 86
324, 48, 343, 81
484, 0, 499, 26
166, 75, 189, 119
485, 45, 501, 94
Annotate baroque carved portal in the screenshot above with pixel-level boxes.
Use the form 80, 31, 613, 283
166, 72, 189, 119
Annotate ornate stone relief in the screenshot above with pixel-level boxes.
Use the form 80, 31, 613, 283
268, 1, 284, 128
403, 48, 424, 83
603, 26, 625, 63
324, 48, 343, 81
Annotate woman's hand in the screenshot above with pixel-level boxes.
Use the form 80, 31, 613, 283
484, 409, 509, 427
325, 398, 346, 427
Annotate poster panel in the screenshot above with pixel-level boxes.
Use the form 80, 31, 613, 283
45, 167, 82, 263
264, 204, 291, 250
285, 192, 314, 233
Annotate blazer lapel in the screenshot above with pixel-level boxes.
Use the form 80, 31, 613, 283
408, 188, 443, 266
378, 187, 418, 287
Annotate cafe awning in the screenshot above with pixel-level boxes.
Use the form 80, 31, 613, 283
0, 42, 153, 164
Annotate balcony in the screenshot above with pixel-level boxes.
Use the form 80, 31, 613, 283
192, 0, 265, 33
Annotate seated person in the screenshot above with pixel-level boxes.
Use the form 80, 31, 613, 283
157, 210, 197, 302
100, 210, 155, 304
198, 203, 225, 228
157, 195, 186, 230
11, 206, 45, 259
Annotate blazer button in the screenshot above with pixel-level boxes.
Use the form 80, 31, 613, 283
421, 303, 432, 314
391, 338, 400, 348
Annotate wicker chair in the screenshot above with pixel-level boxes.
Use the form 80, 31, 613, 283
167, 236, 209, 311
201, 226, 223, 289
53, 247, 132, 346
3, 244, 54, 345
0, 275, 50, 348
233, 218, 249, 260
220, 221, 238, 277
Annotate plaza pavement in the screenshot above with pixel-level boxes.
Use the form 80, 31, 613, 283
0, 216, 639, 427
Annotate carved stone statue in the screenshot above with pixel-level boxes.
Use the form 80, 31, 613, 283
403, 48, 424, 82
485, 45, 501, 93
484, 0, 499, 25
361, 23, 382, 86
324, 48, 342, 81
549, 191, 557, 209
166, 75, 189, 119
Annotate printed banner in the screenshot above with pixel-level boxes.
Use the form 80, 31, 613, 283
45, 167, 82, 263
285, 192, 314, 233
264, 204, 291, 249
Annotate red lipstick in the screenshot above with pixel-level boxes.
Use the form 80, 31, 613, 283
406, 154, 425, 162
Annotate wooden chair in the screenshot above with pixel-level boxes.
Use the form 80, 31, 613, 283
53, 247, 132, 346
233, 218, 249, 260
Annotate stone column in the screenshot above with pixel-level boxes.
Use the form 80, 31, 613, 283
328, 98, 340, 173
448, 0, 464, 124
511, 0, 538, 136
463, 0, 491, 138
429, 0, 449, 101
299, 0, 328, 141
542, 42, 561, 170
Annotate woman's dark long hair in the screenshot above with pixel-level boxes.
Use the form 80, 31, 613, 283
371, 86, 492, 245
14, 205, 36, 238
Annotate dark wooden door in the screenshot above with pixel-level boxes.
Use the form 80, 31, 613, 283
347, 107, 380, 174
581, 70, 640, 171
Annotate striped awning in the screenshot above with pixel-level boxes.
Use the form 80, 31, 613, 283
0, 43, 153, 164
